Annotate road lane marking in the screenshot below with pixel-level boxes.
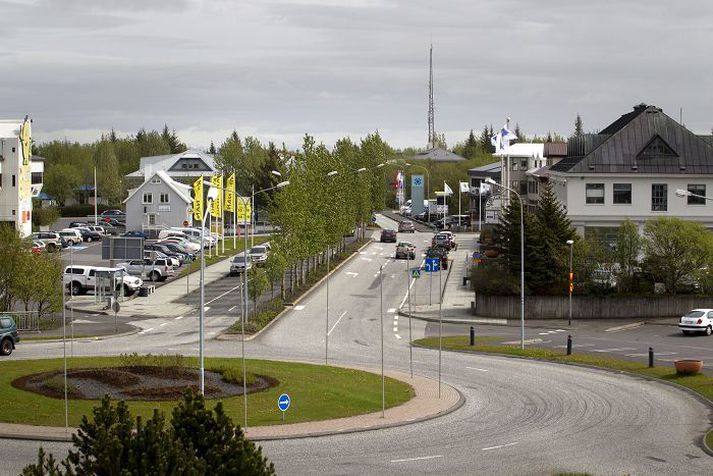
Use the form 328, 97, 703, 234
466, 367, 489, 372
160, 323, 168, 327
203, 306, 211, 312
482, 442, 518, 451
391, 455, 443, 463
387, 308, 396, 313
395, 334, 402, 339
228, 306, 237, 312
605, 322, 645, 332
393, 327, 398, 332
139, 328, 154, 334
345, 272, 359, 277
294, 305, 305, 311
206, 283, 243, 305
591, 347, 636, 353
328, 311, 348, 336
174, 315, 184, 320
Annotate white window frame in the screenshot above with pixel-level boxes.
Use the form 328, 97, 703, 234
160, 193, 170, 204
142, 192, 153, 204
585, 183, 605, 205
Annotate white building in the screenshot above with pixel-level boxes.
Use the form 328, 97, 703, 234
123, 170, 193, 233
0, 116, 43, 237
549, 104, 713, 240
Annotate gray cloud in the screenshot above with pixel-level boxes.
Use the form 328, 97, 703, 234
1, 0, 711, 149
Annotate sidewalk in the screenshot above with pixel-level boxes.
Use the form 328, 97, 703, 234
0, 369, 462, 442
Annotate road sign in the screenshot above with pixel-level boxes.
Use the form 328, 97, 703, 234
424, 257, 440, 273
278, 393, 291, 412
411, 268, 421, 279
183, 220, 189, 227
372, 215, 377, 223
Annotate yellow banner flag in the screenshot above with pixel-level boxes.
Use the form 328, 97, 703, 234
210, 175, 223, 218
224, 173, 235, 213
236, 195, 252, 223
192, 176, 203, 221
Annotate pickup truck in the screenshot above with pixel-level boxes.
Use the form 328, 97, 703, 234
64, 265, 144, 296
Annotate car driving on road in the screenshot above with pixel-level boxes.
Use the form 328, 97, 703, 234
679, 309, 713, 335
380, 229, 397, 243
229, 254, 252, 275
395, 241, 416, 260
398, 221, 415, 233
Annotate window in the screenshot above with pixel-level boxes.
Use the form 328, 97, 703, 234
142, 192, 153, 204
651, 184, 667, 211
0, 318, 11, 329
520, 158, 528, 170
182, 163, 188, 169
148, 214, 156, 225
151, 178, 162, 184
687, 184, 706, 205
160, 193, 170, 203
613, 183, 632, 204
518, 181, 527, 195
31, 172, 43, 184
638, 136, 677, 159
12, 175, 16, 187
585, 183, 605, 204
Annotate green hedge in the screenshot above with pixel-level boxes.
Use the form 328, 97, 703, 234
59, 203, 116, 217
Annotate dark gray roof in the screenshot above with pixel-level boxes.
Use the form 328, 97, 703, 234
409, 147, 466, 162
550, 105, 713, 174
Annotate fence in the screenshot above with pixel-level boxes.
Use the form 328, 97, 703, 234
1, 311, 40, 331
474, 295, 712, 319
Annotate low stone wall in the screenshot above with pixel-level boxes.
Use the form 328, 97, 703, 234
474, 295, 711, 319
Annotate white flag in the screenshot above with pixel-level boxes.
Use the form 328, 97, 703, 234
492, 122, 518, 154
444, 182, 453, 196
459, 181, 470, 193
479, 182, 491, 194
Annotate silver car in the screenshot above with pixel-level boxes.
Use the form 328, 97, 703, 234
229, 254, 252, 276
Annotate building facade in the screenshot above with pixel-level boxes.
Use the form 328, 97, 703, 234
549, 104, 713, 239
0, 117, 44, 237
124, 170, 193, 233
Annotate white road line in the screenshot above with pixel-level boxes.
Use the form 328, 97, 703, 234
466, 366, 489, 372
208, 331, 216, 335
228, 305, 237, 312
175, 315, 184, 320
294, 305, 305, 311
590, 347, 636, 353
203, 306, 211, 312
205, 283, 242, 305
391, 455, 443, 463
387, 308, 396, 313
160, 323, 168, 327
393, 327, 398, 332
482, 442, 518, 451
139, 328, 154, 334
361, 257, 373, 262
395, 334, 402, 339
345, 272, 359, 277
328, 311, 348, 336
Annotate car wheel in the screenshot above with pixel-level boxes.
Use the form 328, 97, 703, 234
123, 284, 134, 296
47, 243, 57, 252
682, 330, 691, 335
86, 237, 92, 242
706, 325, 712, 336
1, 338, 13, 356
149, 271, 160, 282
70, 282, 82, 296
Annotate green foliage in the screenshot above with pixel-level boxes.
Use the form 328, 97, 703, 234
642, 217, 713, 293
23, 392, 275, 475
118, 353, 187, 369
574, 113, 584, 137
59, 203, 114, 217
162, 124, 187, 154
217, 366, 257, 386
248, 267, 269, 307
471, 262, 521, 296
94, 141, 123, 206
32, 207, 60, 228
42, 163, 81, 206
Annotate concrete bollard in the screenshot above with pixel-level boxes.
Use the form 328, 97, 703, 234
469, 326, 475, 346
566, 335, 573, 356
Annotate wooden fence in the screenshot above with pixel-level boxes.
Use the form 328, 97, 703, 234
474, 295, 712, 319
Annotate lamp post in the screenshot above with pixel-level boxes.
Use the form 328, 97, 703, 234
250, 170, 282, 248
566, 239, 574, 327
199, 186, 220, 395
675, 188, 713, 203
405, 162, 431, 223
485, 177, 525, 350
379, 263, 385, 418
325, 170, 339, 365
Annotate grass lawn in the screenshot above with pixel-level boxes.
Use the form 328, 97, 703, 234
178, 236, 270, 277
0, 357, 414, 428
414, 336, 713, 402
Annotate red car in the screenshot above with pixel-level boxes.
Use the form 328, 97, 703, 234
31, 241, 46, 253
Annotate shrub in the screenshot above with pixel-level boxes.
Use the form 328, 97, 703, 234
217, 366, 257, 386
118, 353, 186, 369
31, 207, 60, 228
471, 262, 521, 296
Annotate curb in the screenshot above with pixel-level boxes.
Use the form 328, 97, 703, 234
22, 327, 141, 344
412, 342, 713, 458
218, 239, 373, 342
399, 310, 508, 326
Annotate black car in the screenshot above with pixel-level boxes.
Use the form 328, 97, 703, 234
159, 242, 195, 262
76, 227, 102, 242
145, 243, 187, 265
425, 246, 449, 270
100, 209, 126, 217
0, 316, 20, 356
102, 217, 126, 227
380, 229, 397, 243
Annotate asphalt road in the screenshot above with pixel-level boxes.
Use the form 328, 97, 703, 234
4, 215, 713, 474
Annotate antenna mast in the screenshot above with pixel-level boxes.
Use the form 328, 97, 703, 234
427, 44, 435, 148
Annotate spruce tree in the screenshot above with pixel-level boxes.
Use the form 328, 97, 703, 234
574, 114, 584, 137
479, 125, 490, 153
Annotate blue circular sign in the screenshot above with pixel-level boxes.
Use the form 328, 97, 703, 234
278, 393, 291, 412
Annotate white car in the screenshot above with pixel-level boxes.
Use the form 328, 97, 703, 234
229, 254, 252, 275
679, 309, 713, 336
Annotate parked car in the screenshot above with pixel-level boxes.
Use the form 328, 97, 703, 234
398, 221, 415, 233
229, 254, 252, 275
143, 250, 179, 267
425, 246, 449, 270
0, 316, 20, 356
69, 221, 89, 228
58, 228, 83, 246
170, 227, 217, 246
249, 245, 269, 266
145, 243, 188, 265
380, 229, 397, 243
100, 209, 126, 217
116, 258, 175, 282
87, 225, 107, 235
159, 241, 195, 261
395, 241, 416, 260
31, 240, 46, 253
160, 236, 201, 253
64, 265, 144, 296
679, 309, 713, 336
75, 226, 103, 242
122, 230, 148, 239
31, 231, 61, 252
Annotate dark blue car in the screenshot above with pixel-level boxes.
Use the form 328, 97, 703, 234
1, 316, 20, 356
122, 231, 148, 239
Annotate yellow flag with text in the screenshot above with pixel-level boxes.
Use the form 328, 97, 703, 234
236, 195, 251, 223
224, 174, 235, 213
210, 175, 223, 218
192, 176, 203, 221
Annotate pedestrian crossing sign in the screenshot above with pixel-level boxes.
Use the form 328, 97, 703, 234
411, 268, 421, 279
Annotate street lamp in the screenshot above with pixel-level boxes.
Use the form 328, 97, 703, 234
566, 239, 574, 327
405, 162, 431, 223
199, 185, 220, 395
485, 177, 526, 350
250, 170, 284, 247
325, 170, 338, 365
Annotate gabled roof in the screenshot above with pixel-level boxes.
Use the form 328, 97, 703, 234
492, 143, 544, 158
123, 170, 192, 204
550, 105, 713, 174
409, 148, 466, 162
126, 149, 216, 178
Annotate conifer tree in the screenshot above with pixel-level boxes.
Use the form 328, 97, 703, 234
574, 114, 584, 137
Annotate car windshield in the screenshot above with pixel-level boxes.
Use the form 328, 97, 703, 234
232, 256, 247, 263
685, 310, 705, 318
251, 246, 267, 254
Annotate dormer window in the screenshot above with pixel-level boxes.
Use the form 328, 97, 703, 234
637, 135, 678, 159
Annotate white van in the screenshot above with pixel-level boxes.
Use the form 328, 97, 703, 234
170, 227, 216, 246
59, 228, 82, 246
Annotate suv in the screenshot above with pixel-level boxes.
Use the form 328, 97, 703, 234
64, 265, 144, 295
0, 316, 20, 356
31, 231, 62, 252
58, 229, 83, 246
398, 221, 415, 233
229, 254, 252, 275
117, 259, 175, 282
395, 241, 416, 260
380, 229, 397, 243
249, 245, 269, 266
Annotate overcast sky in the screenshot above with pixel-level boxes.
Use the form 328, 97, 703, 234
2, 0, 712, 150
